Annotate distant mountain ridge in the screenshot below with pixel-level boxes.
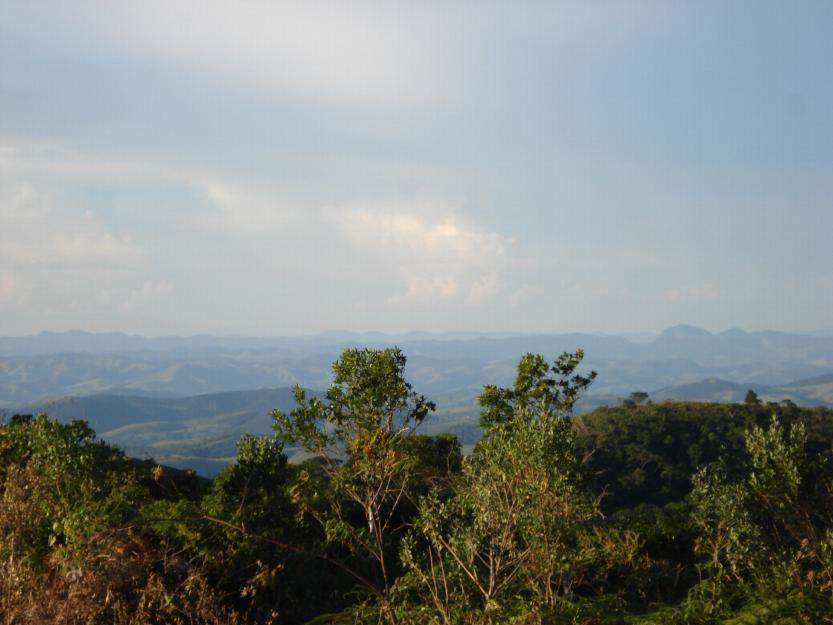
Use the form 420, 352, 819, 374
3, 325, 833, 362
0, 329, 530, 356
2, 326, 833, 407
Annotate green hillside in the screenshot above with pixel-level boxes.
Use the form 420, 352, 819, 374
16, 387, 488, 475
775, 372, 833, 404
653, 373, 833, 406
574, 399, 833, 513
19, 388, 301, 475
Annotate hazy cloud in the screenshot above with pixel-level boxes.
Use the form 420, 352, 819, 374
0, 271, 14, 301
121, 281, 173, 311
90, 1, 453, 107
0, 142, 155, 325
2, 0, 831, 336
199, 178, 302, 236
340, 208, 512, 260
0, 160, 145, 268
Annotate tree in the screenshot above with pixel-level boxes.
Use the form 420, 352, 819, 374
0, 414, 142, 565
479, 350, 597, 429
690, 414, 833, 619
272, 347, 435, 620
745, 389, 761, 406
202, 434, 292, 543
401, 351, 611, 624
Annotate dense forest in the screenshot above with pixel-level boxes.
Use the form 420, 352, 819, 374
2, 348, 832, 624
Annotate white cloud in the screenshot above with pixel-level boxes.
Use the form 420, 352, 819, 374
89, 1, 452, 107
0, 138, 536, 333
397, 275, 460, 301
338, 206, 512, 261
468, 272, 503, 305
333, 201, 521, 306
2, 138, 294, 243
508, 284, 536, 309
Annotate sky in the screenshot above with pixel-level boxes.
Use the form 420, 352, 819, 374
1, 1, 832, 337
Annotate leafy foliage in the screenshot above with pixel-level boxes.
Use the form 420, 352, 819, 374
272, 347, 438, 619
0, 414, 256, 624
398, 351, 642, 624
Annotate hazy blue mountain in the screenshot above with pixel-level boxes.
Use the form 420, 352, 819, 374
3, 326, 833, 417
19, 388, 296, 432
4, 325, 833, 364
768, 373, 833, 405
643, 325, 833, 364
0, 330, 527, 357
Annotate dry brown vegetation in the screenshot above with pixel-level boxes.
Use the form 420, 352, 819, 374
0, 461, 262, 625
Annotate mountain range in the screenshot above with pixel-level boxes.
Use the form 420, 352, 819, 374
12, 370, 833, 477
3, 325, 833, 406
4, 325, 833, 475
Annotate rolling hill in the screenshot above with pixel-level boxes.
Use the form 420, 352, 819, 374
14, 388, 301, 476
13, 369, 833, 477
652, 373, 833, 406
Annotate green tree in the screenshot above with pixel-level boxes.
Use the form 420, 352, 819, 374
479, 350, 597, 429
0, 414, 142, 565
689, 414, 833, 619
0, 414, 251, 624
272, 347, 435, 620
201, 434, 292, 546
400, 351, 612, 624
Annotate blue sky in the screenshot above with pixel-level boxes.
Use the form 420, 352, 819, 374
1, 1, 831, 336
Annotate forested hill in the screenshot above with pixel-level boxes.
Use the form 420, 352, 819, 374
574, 399, 833, 513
